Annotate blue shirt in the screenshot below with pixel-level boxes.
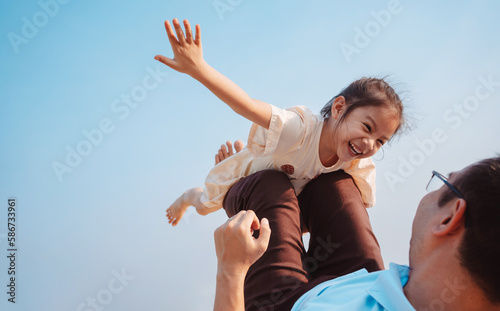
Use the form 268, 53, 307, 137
291, 263, 416, 311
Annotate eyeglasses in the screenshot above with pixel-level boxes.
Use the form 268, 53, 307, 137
426, 170, 469, 227
426, 170, 464, 198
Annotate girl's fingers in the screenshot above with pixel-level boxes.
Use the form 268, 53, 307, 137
172, 18, 186, 45
163, 19, 200, 47
221, 144, 228, 158
216, 153, 223, 165
234, 140, 244, 153
226, 141, 234, 156
154, 55, 178, 70
194, 24, 201, 46
184, 19, 193, 43
164, 20, 179, 47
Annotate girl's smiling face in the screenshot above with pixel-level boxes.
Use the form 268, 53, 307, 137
320, 96, 400, 165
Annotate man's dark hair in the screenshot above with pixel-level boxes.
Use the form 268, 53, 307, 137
438, 156, 500, 303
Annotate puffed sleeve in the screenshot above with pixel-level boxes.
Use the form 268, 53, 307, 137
247, 105, 311, 158
343, 158, 376, 208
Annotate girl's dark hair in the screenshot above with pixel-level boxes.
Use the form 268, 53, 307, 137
320, 77, 407, 141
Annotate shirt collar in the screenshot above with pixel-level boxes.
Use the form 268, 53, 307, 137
366, 263, 415, 311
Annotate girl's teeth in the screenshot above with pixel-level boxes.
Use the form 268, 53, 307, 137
350, 142, 360, 155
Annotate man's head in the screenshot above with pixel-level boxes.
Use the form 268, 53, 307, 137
409, 156, 500, 304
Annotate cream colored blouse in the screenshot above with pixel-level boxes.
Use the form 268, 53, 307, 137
200, 105, 376, 209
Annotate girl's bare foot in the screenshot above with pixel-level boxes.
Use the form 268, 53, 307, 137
215, 140, 244, 165
166, 195, 190, 226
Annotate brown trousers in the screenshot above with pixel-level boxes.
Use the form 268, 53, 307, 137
223, 170, 384, 311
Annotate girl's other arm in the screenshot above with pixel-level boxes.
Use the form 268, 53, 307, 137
154, 18, 272, 129
192, 63, 272, 129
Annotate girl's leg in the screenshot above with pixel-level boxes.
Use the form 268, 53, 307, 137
223, 170, 309, 311
272, 170, 385, 311
297, 170, 384, 279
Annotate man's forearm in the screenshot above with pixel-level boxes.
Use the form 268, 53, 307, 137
213, 270, 246, 311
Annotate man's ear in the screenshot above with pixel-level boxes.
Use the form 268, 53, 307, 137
330, 96, 346, 120
432, 198, 467, 236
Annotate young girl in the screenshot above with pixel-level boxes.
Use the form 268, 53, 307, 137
156, 19, 406, 226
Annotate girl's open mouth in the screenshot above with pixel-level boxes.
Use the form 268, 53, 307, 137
349, 142, 361, 155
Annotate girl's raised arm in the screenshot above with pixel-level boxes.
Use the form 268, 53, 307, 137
155, 18, 271, 129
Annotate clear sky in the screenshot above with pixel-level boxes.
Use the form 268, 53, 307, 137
1, 0, 499, 310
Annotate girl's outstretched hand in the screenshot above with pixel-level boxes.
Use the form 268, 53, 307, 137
155, 18, 205, 77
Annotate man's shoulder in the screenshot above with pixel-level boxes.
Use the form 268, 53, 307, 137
291, 264, 414, 311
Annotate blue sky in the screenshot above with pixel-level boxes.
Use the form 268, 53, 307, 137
1, 0, 500, 310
